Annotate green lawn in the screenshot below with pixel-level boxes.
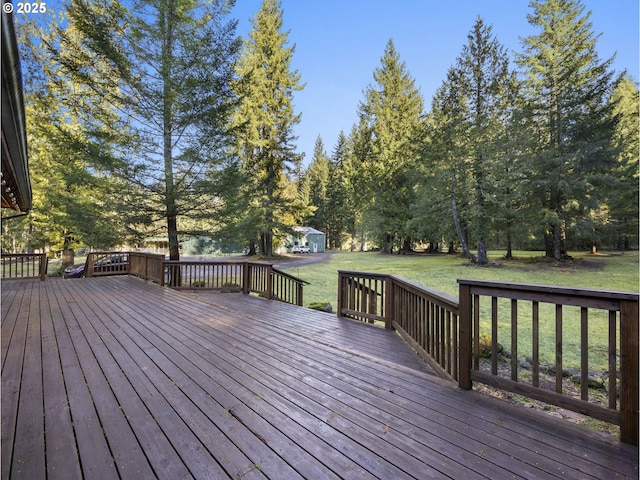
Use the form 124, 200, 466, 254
285, 250, 639, 308
283, 250, 639, 371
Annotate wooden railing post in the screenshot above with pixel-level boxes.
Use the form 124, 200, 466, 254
297, 282, 303, 307
85, 254, 94, 278
243, 263, 250, 295
620, 298, 639, 445
143, 254, 148, 280
384, 276, 393, 329
337, 271, 344, 316
267, 264, 273, 300
458, 281, 472, 390
39, 254, 47, 281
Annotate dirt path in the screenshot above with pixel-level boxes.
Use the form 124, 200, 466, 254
273, 252, 333, 269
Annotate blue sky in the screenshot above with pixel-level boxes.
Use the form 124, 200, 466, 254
232, 0, 639, 164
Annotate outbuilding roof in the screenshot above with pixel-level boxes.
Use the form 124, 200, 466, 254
292, 226, 325, 235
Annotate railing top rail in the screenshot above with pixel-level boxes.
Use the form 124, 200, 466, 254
458, 278, 639, 302
161, 259, 308, 286
390, 275, 459, 312
86, 251, 129, 255
338, 270, 390, 280
129, 252, 165, 259
272, 267, 310, 285
163, 259, 245, 266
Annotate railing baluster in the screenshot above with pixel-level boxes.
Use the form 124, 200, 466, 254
473, 295, 480, 370
491, 297, 498, 376
608, 310, 617, 410
555, 304, 563, 394
532, 301, 539, 388
511, 299, 518, 381
581, 307, 589, 401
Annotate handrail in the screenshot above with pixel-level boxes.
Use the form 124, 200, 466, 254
1, 253, 48, 281
163, 259, 307, 306
458, 279, 639, 446
78, 252, 307, 307
338, 270, 460, 382
164, 260, 244, 291
338, 270, 639, 445
129, 252, 165, 284
85, 252, 130, 277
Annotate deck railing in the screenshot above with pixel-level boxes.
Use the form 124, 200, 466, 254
338, 271, 639, 445
163, 259, 307, 306
458, 279, 639, 445
164, 261, 244, 291
85, 252, 129, 277
1, 253, 48, 281
82, 252, 307, 307
338, 271, 460, 381
129, 252, 165, 284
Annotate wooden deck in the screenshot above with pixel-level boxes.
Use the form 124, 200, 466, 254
2, 277, 637, 479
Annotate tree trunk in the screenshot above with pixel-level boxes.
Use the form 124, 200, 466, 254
265, 231, 273, 257
162, 0, 179, 262
475, 151, 488, 265
477, 240, 488, 265
62, 234, 74, 268
553, 224, 562, 261
451, 170, 475, 262
505, 232, 513, 259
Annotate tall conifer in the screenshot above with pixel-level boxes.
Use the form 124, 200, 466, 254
517, 0, 618, 260
359, 39, 424, 253
54, 0, 239, 260
231, 0, 304, 256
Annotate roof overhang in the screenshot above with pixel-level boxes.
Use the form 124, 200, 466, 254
1, 8, 31, 213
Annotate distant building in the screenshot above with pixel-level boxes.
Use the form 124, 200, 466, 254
288, 227, 326, 253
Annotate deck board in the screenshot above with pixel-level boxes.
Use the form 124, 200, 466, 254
1, 276, 637, 479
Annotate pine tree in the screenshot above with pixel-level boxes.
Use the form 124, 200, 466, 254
343, 120, 374, 251
605, 75, 639, 249
14, 16, 131, 263
56, 0, 240, 260
455, 17, 518, 264
517, 0, 618, 260
231, 0, 304, 256
302, 136, 330, 234
424, 18, 518, 264
359, 39, 424, 253
428, 71, 475, 260
325, 132, 351, 250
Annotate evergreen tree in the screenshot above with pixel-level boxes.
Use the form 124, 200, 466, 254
302, 136, 330, 234
453, 17, 519, 264
325, 132, 351, 250
517, 0, 618, 260
343, 119, 374, 251
605, 75, 639, 250
12, 16, 132, 263
231, 0, 304, 256
410, 112, 458, 254
427, 71, 475, 260
359, 39, 424, 253
422, 18, 519, 264
55, 0, 240, 260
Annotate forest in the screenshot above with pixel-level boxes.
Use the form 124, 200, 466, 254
2, 0, 638, 266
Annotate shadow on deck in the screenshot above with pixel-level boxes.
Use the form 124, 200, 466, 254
2, 277, 637, 479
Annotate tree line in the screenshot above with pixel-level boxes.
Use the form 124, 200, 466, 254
2, 0, 637, 265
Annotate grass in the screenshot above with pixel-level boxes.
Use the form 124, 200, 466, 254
284, 250, 639, 307
281, 250, 639, 371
